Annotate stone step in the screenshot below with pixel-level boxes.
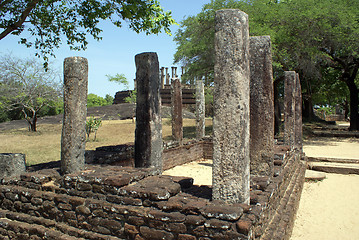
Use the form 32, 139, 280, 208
305, 170, 326, 181
0, 209, 120, 240
308, 162, 359, 175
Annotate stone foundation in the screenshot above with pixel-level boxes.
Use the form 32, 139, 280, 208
0, 141, 305, 240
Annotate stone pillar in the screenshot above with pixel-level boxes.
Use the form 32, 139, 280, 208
295, 73, 303, 151
165, 67, 170, 86
284, 71, 296, 148
171, 78, 183, 142
249, 36, 274, 177
213, 9, 250, 204
160, 67, 165, 89
0, 153, 26, 179
171, 67, 176, 78
61, 57, 88, 174
196, 79, 205, 139
134, 52, 162, 173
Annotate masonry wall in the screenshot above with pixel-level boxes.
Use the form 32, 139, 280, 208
86, 138, 213, 171
0, 143, 305, 240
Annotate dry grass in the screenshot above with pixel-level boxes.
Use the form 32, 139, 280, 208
0, 118, 213, 166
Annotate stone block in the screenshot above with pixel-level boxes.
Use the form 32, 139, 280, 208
0, 153, 26, 179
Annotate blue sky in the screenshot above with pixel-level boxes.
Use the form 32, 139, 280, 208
0, 0, 212, 97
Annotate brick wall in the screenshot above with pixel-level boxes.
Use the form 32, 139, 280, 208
0, 144, 305, 240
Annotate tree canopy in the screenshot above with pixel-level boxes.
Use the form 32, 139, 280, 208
174, 0, 359, 130
1, 0, 175, 66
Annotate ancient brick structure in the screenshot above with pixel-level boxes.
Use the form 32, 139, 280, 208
0, 140, 305, 240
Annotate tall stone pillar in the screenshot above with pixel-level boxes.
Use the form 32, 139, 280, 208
61, 57, 88, 174
134, 52, 163, 173
213, 9, 250, 204
196, 79, 205, 139
160, 67, 165, 89
171, 78, 183, 142
165, 67, 170, 86
295, 73, 303, 151
284, 71, 296, 148
249, 36, 274, 177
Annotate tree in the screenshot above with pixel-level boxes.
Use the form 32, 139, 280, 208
0, 0, 175, 66
106, 73, 130, 90
174, 0, 359, 130
0, 54, 62, 131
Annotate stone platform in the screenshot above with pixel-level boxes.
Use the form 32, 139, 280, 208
0, 145, 305, 240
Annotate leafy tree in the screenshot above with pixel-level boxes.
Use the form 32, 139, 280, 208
0, 54, 62, 131
106, 73, 130, 90
124, 89, 137, 104
87, 93, 112, 108
0, 0, 175, 66
174, 0, 359, 130
104, 94, 114, 105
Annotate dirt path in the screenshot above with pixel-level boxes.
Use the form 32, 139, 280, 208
290, 137, 359, 240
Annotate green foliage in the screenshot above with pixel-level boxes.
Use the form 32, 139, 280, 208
87, 93, 113, 108
317, 106, 335, 116
85, 116, 102, 141
174, 0, 359, 128
106, 73, 129, 90
124, 90, 137, 104
104, 94, 114, 105
0, 0, 175, 65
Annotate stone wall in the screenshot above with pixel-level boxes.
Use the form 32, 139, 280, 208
85, 139, 212, 171
0, 142, 305, 240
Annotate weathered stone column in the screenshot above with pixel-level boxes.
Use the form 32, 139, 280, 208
196, 79, 205, 139
249, 36, 274, 177
0, 153, 26, 179
165, 67, 170, 86
61, 57, 88, 174
160, 67, 165, 89
213, 9, 250, 204
295, 73, 303, 151
134, 52, 162, 173
284, 71, 296, 147
171, 67, 176, 78
171, 78, 183, 142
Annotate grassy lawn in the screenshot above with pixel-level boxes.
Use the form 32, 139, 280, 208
0, 118, 213, 166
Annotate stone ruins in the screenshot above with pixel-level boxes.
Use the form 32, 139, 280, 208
213, 9, 251, 204
134, 52, 163, 174
0, 8, 306, 240
171, 78, 183, 143
249, 36, 274, 177
61, 57, 88, 174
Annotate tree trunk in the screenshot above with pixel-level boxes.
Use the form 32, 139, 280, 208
346, 79, 359, 131
30, 114, 38, 132
302, 93, 315, 121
